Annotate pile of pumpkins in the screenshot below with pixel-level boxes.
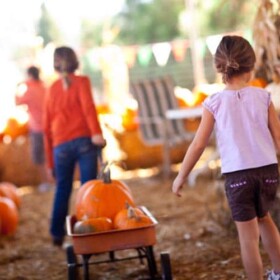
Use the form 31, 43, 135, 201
73, 167, 153, 234
0, 182, 20, 235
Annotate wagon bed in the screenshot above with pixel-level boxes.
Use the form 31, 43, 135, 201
65, 206, 172, 279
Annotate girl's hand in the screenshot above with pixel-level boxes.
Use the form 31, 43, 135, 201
91, 134, 106, 147
172, 175, 186, 197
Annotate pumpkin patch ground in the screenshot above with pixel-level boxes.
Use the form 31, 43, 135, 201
0, 171, 276, 280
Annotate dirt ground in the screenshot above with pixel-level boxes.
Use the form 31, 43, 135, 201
0, 169, 276, 280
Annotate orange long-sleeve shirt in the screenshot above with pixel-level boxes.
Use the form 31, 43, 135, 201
43, 74, 102, 168
16, 80, 46, 132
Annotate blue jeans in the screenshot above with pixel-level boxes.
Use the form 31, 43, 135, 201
50, 137, 99, 239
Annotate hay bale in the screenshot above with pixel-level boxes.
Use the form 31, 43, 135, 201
0, 137, 41, 186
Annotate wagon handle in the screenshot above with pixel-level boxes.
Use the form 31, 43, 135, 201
139, 206, 158, 225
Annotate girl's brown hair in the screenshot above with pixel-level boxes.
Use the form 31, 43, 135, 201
214, 35, 256, 83
53, 47, 79, 89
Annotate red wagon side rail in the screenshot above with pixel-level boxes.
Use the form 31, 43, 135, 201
66, 206, 158, 255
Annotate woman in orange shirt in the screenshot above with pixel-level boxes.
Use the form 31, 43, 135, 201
44, 47, 106, 246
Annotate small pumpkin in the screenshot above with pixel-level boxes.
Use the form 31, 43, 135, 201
0, 197, 19, 235
113, 203, 144, 228
0, 182, 21, 208
114, 205, 153, 230
73, 217, 113, 234
121, 107, 139, 131
96, 103, 110, 115
75, 164, 135, 221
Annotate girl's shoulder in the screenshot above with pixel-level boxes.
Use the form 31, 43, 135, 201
202, 91, 224, 114
206, 86, 269, 99
243, 86, 270, 102
204, 90, 224, 103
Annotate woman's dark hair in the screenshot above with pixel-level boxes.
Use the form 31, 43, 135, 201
214, 35, 256, 82
27, 66, 40, 80
53, 46, 79, 73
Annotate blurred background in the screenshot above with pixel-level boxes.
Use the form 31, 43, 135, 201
0, 0, 277, 185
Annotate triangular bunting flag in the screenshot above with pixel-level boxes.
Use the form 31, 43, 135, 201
206, 34, 223, 55
152, 42, 171, 66
137, 45, 153, 66
172, 40, 188, 62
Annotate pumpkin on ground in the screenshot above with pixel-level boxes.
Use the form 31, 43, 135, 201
0, 197, 19, 235
75, 166, 135, 221
0, 182, 21, 208
73, 217, 113, 234
114, 205, 153, 230
3, 117, 28, 140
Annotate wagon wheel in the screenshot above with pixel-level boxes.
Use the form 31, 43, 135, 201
66, 244, 79, 280
160, 252, 172, 280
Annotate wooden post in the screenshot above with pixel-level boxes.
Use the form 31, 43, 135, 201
185, 0, 207, 86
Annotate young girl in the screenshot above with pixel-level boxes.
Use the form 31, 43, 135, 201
172, 35, 280, 280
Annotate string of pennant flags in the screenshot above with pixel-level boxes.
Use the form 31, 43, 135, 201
85, 29, 252, 70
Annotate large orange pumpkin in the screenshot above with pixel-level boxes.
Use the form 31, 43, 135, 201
75, 180, 96, 217
73, 217, 113, 234
75, 168, 135, 221
0, 197, 19, 235
0, 182, 21, 208
114, 205, 153, 230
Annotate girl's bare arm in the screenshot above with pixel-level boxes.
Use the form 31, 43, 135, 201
268, 102, 280, 153
172, 108, 215, 196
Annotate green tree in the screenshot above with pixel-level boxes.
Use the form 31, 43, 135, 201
196, 0, 258, 37
113, 0, 257, 45
80, 20, 104, 48
114, 0, 185, 45
36, 3, 61, 46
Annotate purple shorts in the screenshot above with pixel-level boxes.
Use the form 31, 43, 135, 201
224, 164, 279, 222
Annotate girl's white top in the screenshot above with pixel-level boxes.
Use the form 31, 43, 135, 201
203, 86, 277, 173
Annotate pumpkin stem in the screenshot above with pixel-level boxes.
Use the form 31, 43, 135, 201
98, 160, 127, 181
98, 161, 109, 179
125, 201, 131, 209
128, 206, 141, 221
98, 161, 112, 183
103, 168, 112, 184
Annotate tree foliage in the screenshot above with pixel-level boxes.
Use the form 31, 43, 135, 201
111, 0, 257, 45
113, 0, 185, 45
36, 3, 61, 46
80, 20, 104, 48
196, 0, 258, 37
